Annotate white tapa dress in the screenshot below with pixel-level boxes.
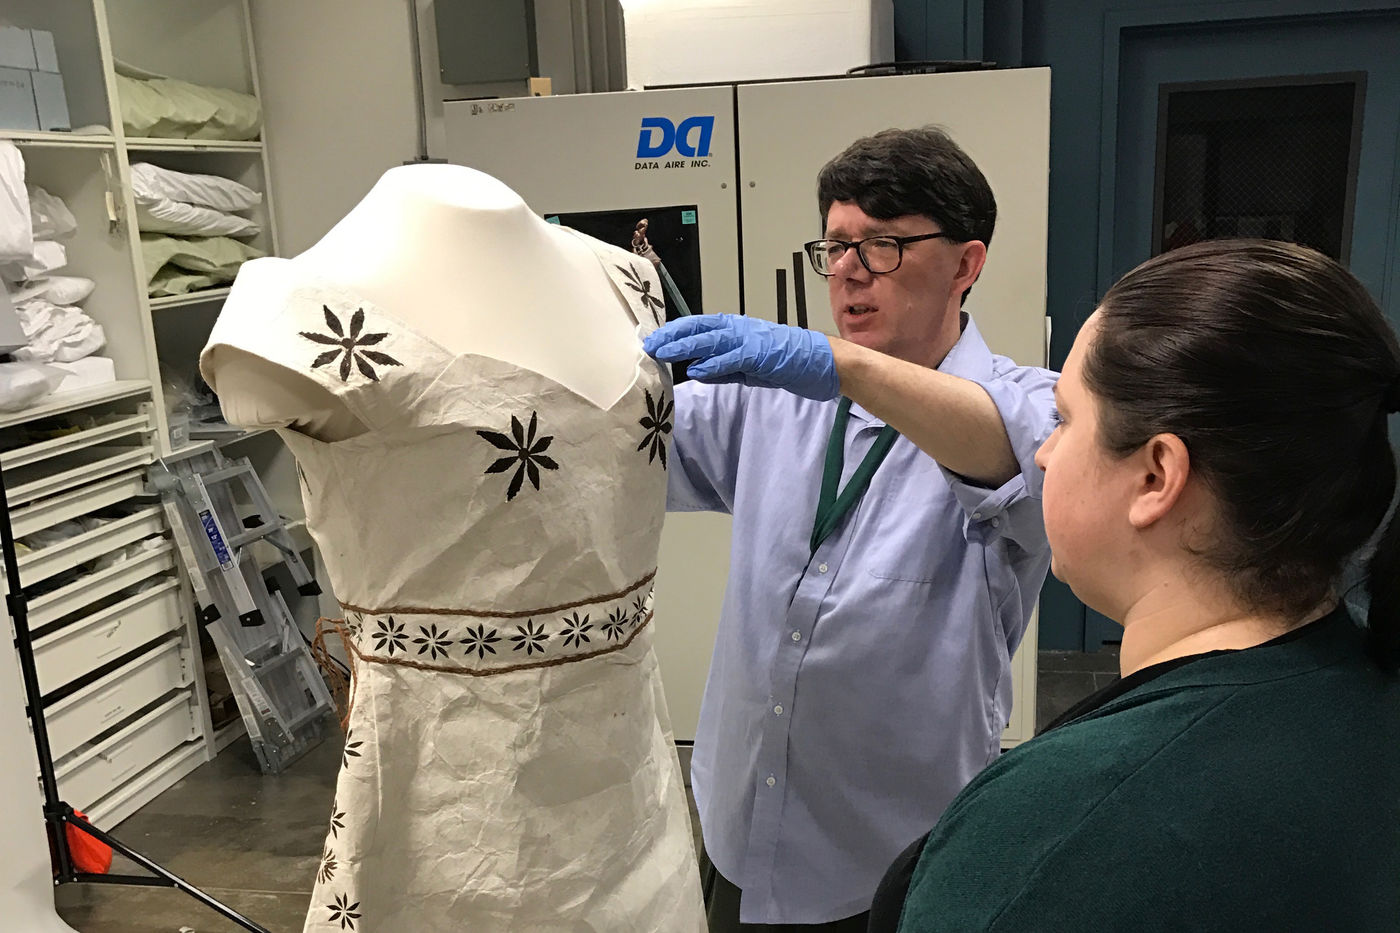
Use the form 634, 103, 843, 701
200, 236, 703, 932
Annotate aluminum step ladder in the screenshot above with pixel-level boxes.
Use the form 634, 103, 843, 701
150, 448, 333, 774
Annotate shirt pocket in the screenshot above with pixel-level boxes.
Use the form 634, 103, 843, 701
857, 469, 967, 585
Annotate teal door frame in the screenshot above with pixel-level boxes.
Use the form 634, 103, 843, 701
1094, 1, 1400, 301
1071, 0, 1400, 649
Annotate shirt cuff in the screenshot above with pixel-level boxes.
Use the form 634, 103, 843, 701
940, 374, 1055, 545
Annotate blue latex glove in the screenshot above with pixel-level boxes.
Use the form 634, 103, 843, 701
642, 314, 839, 401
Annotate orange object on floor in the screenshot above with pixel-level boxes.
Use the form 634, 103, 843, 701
66, 811, 113, 874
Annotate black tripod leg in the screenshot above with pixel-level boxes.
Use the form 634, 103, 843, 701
0, 462, 274, 933
64, 809, 273, 932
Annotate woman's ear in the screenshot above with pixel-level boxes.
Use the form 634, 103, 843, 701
1128, 433, 1190, 529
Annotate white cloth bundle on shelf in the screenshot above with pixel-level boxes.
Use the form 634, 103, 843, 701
130, 162, 261, 212
130, 163, 262, 239
135, 198, 260, 238
11, 298, 105, 363
7, 275, 96, 306
50, 355, 116, 393
0, 240, 67, 283
28, 185, 77, 240
0, 142, 34, 262
0, 360, 64, 411
21, 516, 102, 552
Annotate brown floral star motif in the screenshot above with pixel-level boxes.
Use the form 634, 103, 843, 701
616, 264, 664, 325
560, 611, 592, 649
319, 850, 338, 884
413, 623, 453, 661
477, 411, 560, 501
326, 892, 361, 930
510, 619, 549, 655
461, 623, 501, 659
638, 390, 673, 469
602, 607, 628, 642
301, 306, 402, 382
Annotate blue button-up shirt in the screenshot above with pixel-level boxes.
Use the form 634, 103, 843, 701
667, 317, 1058, 924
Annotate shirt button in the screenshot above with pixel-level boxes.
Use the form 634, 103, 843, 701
791, 631, 802, 642
972, 512, 983, 520
766, 775, 776, 787
991, 517, 1001, 528
774, 705, 783, 715
818, 563, 829, 573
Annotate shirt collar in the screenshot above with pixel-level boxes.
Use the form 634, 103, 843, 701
847, 313, 994, 426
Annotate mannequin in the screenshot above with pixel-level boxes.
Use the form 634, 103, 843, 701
0, 637, 81, 933
210, 164, 640, 441
201, 164, 704, 932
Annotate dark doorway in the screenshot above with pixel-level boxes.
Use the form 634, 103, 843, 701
1153, 75, 1364, 261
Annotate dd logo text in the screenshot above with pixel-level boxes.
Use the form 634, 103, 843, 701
635, 116, 714, 169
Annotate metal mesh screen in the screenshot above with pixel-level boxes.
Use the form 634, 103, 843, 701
1157, 80, 1358, 260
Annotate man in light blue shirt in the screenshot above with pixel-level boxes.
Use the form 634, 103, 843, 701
647, 127, 1058, 930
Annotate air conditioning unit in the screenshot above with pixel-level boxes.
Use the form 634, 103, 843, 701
619, 0, 894, 89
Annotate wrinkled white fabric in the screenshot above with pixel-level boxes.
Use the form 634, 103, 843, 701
201, 232, 703, 933
12, 299, 105, 362
130, 162, 261, 212
27, 185, 77, 240
0, 142, 32, 262
0, 361, 63, 411
135, 195, 259, 237
0, 240, 66, 284
9, 275, 95, 306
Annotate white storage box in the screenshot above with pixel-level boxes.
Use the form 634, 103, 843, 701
620, 0, 894, 89
0, 65, 38, 131
51, 356, 117, 394
30, 30, 59, 73
0, 26, 37, 71
31, 69, 69, 131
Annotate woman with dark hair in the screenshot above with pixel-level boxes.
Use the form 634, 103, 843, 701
648, 238, 1400, 930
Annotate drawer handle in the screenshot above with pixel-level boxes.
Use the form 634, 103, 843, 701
99, 754, 142, 784
93, 620, 125, 658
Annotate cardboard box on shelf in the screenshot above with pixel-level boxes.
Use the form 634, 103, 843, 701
0, 26, 37, 71
29, 31, 58, 73
30, 70, 69, 131
0, 66, 38, 131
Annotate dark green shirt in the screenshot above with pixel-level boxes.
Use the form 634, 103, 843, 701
886, 609, 1400, 932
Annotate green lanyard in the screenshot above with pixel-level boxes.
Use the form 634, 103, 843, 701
810, 397, 900, 555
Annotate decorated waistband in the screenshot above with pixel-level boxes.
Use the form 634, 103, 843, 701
334, 571, 656, 676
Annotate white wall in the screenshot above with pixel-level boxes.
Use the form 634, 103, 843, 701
250, 0, 421, 255
250, 0, 575, 255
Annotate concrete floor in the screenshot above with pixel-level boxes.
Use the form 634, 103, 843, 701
54, 737, 340, 933
52, 650, 1115, 932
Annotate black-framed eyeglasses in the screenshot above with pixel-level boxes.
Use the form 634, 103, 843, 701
803, 232, 950, 276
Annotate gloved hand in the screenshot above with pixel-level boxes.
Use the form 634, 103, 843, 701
643, 314, 839, 401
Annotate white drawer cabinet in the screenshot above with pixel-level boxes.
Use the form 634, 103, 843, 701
33, 580, 184, 693
45, 639, 191, 760
9, 470, 148, 539
7, 445, 155, 508
17, 505, 166, 587
27, 543, 176, 632
0, 413, 154, 473
56, 691, 203, 817
1, 384, 215, 828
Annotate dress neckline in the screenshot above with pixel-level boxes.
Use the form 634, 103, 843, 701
266, 230, 661, 415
